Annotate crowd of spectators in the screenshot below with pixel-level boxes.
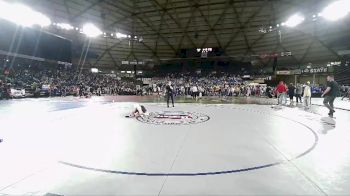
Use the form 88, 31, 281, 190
148, 74, 268, 97
0, 64, 139, 99
1, 63, 348, 101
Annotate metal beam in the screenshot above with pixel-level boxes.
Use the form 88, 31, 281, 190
150, 0, 197, 48
196, 0, 232, 49
106, 1, 177, 53
176, 5, 197, 51
288, 28, 343, 60
93, 39, 123, 66
107, 50, 119, 68
230, 0, 255, 61
223, 1, 269, 50
153, 0, 170, 57
70, 0, 106, 21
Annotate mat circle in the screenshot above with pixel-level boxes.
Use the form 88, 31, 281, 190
60, 108, 318, 176
136, 111, 210, 125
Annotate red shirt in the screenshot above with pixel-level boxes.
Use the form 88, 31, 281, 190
276, 84, 287, 93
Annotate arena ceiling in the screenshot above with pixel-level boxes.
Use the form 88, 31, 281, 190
12, 0, 350, 69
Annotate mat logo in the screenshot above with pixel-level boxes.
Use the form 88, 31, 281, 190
137, 111, 210, 125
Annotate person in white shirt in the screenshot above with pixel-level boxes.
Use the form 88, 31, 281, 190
246, 86, 251, 97
192, 85, 198, 100
303, 81, 312, 109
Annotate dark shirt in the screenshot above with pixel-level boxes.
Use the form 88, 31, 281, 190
288, 86, 296, 96
266, 87, 271, 93
326, 81, 339, 97
166, 85, 173, 94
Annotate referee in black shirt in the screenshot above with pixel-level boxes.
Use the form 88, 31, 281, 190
322, 75, 340, 117
166, 81, 175, 108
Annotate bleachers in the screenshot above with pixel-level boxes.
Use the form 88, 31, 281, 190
335, 65, 350, 85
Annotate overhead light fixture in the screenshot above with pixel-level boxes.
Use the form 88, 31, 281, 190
91, 68, 99, 73
116, 32, 128, 39
284, 14, 305, 27
0, 1, 51, 27
57, 23, 74, 30
82, 23, 102, 37
321, 0, 350, 21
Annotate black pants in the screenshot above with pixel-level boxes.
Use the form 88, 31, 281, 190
323, 96, 336, 113
193, 92, 198, 99
296, 94, 302, 103
167, 93, 174, 107
289, 94, 294, 100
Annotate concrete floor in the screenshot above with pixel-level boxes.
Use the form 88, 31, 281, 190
0, 96, 349, 195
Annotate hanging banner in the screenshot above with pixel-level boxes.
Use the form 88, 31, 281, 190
302, 67, 328, 74
276, 70, 291, 75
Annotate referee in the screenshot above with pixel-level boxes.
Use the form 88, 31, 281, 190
166, 81, 175, 108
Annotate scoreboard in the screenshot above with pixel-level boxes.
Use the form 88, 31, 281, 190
178, 47, 224, 58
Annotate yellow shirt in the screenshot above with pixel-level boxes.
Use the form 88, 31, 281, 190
304, 85, 311, 97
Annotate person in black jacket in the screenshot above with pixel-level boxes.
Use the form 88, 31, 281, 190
288, 83, 296, 105
166, 81, 174, 108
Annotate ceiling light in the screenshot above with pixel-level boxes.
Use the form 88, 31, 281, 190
0, 1, 51, 27
284, 14, 305, 27
321, 0, 350, 21
116, 32, 128, 39
57, 23, 74, 30
82, 23, 102, 37
91, 68, 99, 73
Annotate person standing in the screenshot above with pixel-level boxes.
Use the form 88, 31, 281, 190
276, 81, 287, 105
192, 85, 199, 100
166, 81, 175, 108
288, 83, 296, 106
295, 83, 303, 104
266, 86, 272, 98
321, 75, 339, 117
342, 87, 349, 100
303, 81, 312, 109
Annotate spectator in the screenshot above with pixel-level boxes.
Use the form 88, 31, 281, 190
295, 83, 303, 104
276, 81, 288, 105
288, 83, 296, 106
303, 81, 312, 109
